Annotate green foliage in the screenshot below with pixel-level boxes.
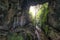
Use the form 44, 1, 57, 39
7, 32, 34, 40
26, 33, 32, 40
37, 2, 49, 26
44, 25, 49, 35
8, 33, 24, 40
36, 2, 49, 35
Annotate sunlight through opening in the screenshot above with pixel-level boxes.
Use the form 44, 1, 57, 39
29, 6, 36, 17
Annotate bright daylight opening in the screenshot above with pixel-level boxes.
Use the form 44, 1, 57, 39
29, 5, 42, 19
29, 6, 36, 17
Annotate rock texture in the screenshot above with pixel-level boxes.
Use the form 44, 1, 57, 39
0, 0, 60, 40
